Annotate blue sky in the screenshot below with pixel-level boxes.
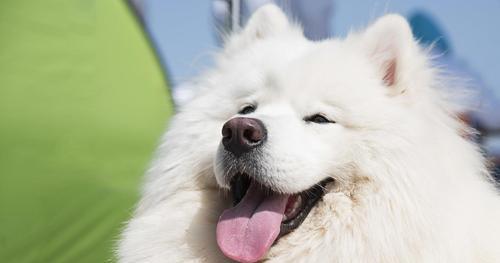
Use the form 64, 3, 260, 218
143, 0, 500, 96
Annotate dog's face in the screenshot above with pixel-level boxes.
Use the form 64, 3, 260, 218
214, 49, 362, 194
211, 7, 422, 192
204, 5, 425, 262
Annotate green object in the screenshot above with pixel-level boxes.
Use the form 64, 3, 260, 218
0, 1, 173, 262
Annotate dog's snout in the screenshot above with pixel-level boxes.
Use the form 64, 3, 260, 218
222, 117, 266, 156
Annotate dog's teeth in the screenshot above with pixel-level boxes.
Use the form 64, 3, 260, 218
290, 196, 301, 212
295, 196, 303, 208
283, 195, 303, 221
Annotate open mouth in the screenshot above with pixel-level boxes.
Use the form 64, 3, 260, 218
216, 173, 333, 263
230, 173, 332, 236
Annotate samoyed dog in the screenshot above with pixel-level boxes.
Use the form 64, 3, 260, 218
118, 5, 500, 263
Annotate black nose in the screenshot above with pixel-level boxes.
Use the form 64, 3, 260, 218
221, 117, 267, 156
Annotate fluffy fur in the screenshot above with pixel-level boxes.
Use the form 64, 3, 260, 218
118, 5, 500, 262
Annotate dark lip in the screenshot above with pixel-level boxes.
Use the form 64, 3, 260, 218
229, 173, 334, 238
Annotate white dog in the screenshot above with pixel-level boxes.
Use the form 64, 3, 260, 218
118, 5, 500, 263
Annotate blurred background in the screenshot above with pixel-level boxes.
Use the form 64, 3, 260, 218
0, 0, 498, 262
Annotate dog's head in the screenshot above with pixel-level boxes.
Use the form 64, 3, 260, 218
199, 5, 436, 262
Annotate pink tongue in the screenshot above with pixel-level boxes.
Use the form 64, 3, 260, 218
216, 183, 289, 263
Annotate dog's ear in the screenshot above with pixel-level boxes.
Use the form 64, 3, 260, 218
361, 14, 418, 94
242, 4, 290, 40
226, 4, 291, 49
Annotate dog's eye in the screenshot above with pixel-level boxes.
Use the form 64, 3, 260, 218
305, 114, 334, 124
238, 104, 256, 115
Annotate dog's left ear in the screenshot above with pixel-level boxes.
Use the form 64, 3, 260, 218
361, 14, 419, 95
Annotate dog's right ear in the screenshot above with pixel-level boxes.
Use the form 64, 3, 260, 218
242, 4, 290, 41
225, 4, 291, 49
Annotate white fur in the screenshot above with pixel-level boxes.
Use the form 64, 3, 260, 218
118, 5, 500, 263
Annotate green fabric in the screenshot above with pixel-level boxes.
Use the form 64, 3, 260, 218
0, 1, 172, 262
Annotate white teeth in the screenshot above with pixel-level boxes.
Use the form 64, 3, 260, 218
283, 195, 303, 222
291, 196, 302, 211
